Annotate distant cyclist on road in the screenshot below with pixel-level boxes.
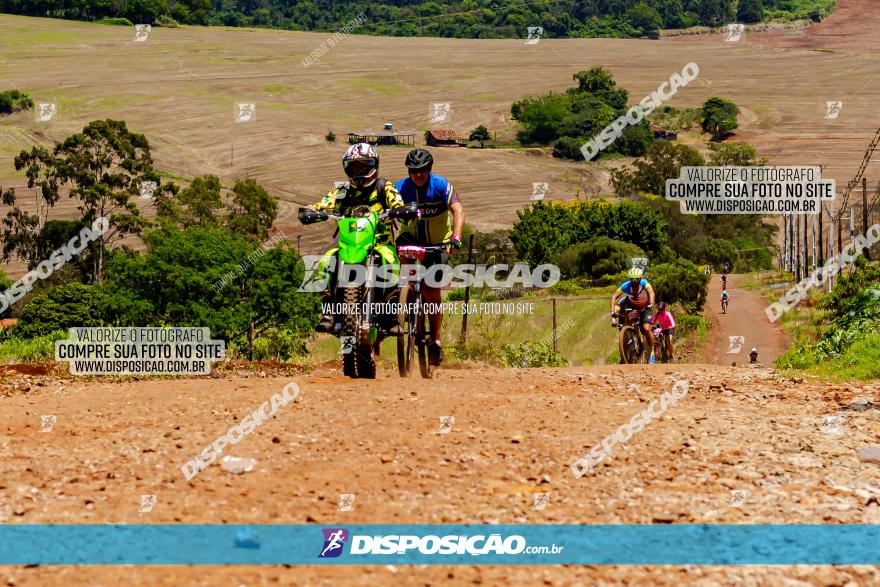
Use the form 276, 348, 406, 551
610, 270, 657, 364
651, 301, 676, 362
721, 289, 730, 313
395, 148, 465, 367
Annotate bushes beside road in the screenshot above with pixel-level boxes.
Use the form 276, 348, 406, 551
777, 261, 880, 379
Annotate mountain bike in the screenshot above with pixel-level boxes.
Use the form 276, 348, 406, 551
299, 203, 417, 379
721, 297, 728, 314
614, 309, 649, 364
395, 243, 449, 379
653, 327, 671, 363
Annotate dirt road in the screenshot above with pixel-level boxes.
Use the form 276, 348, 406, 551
1, 362, 879, 585
702, 273, 790, 366
747, 0, 880, 54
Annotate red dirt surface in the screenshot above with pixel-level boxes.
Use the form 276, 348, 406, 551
1, 363, 879, 585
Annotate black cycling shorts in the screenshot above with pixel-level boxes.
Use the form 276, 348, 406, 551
619, 298, 653, 325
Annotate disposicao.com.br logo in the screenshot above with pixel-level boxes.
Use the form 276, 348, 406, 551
318, 528, 563, 559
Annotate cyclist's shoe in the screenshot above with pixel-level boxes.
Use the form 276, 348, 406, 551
429, 342, 444, 366
649, 353, 656, 365
385, 322, 404, 336
316, 314, 334, 333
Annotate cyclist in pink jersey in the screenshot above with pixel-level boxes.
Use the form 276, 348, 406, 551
651, 301, 676, 362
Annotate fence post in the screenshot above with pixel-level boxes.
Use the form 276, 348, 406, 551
459, 234, 475, 344
552, 297, 558, 354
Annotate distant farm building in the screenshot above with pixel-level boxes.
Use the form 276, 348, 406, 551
426, 129, 467, 147
650, 124, 677, 141
347, 123, 416, 146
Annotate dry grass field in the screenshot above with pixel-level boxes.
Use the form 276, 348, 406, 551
1, 3, 879, 276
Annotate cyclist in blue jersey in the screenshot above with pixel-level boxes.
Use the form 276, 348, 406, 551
395, 149, 465, 366
610, 272, 657, 364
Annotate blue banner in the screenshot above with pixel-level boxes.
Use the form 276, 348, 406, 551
0, 524, 878, 565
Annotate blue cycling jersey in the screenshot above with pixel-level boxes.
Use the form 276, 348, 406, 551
619, 279, 651, 308
395, 173, 460, 244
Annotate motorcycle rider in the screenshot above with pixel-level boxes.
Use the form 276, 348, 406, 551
299, 143, 409, 333
394, 148, 465, 366
651, 301, 676, 362
610, 269, 657, 364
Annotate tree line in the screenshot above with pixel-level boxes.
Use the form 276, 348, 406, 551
0, 0, 833, 39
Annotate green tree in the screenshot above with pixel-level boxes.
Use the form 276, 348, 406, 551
708, 141, 767, 166
612, 122, 654, 157
14, 283, 107, 338
511, 93, 572, 144
552, 136, 586, 161
468, 124, 491, 147
648, 258, 709, 312
626, 2, 663, 36
569, 68, 628, 109
573, 67, 617, 93
737, 0, 763, 23
226, 178, 278, 241
610, 141, 705, 197
701, 97, 739, 141
157, 174, 223, 229
101, 225, 320, 356
557, 237, 645, 278
656, 0, 685, 27
686, 0, 733, 25
9, 120, 170, 282
511, 200, 667, 265
0, 90, 34, 115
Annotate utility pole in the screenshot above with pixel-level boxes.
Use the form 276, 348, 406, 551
863, 177, 871, 260
828, 200, 836, 292
803, 213, 809, 276
459, 234, 475, 344
812, 213, 817, 273
795, 212, 801, 280
818, 201, 824, 266
783, 215, 790, 272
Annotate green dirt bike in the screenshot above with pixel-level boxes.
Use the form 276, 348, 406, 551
299, 203, 417, 379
